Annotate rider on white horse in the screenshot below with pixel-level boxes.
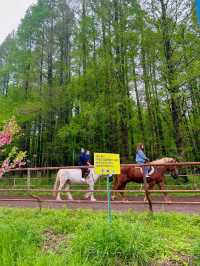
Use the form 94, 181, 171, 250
78, 148, 91, 182
54, 165, 100, 201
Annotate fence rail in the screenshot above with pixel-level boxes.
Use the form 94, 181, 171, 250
1, 188, 200, 193
7, 161, 200, 172
0, 187, 200, 211
1, 162, 200, 212
0, 198, 200, 205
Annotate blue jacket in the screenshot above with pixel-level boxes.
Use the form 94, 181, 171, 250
79, 152, 91, 165
84, 153, 91, 162
135, 149, 149, 164
79, 152, 86, 165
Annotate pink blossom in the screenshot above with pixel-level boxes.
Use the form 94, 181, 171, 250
0, 159, 9, 178
0, 132, 12, 148
0, 118, 26, 178
0, 158, 26, 179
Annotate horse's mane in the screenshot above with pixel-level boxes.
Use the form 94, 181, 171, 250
151, 157, 176, 164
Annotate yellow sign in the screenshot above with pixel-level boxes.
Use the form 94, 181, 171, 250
94, 153, 120, 175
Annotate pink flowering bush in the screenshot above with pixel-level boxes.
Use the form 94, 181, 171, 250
0, 117, 26, 178
0, 132, 12, 147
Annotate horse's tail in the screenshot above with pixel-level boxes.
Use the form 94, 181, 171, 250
53, 171, 60, 197
111, 175, 118, 200
112, 175, 118, 189
112, 175, 119, 195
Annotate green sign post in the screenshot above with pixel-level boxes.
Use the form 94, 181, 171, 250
107, 174, 112, 223
94, 153, 120, 223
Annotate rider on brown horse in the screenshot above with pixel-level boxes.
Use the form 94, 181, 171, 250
112, 157, 178, 202
135, 143, 151, 178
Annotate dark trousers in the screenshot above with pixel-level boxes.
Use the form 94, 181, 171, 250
81, 166, 90, 177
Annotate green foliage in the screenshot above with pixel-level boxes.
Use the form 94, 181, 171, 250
0, 222, 67, 266
0, 0, 200, 166
0, 223, 40, 266
0, 208, 200, 265
68, 220, 158, 266
192, 241, 200, 264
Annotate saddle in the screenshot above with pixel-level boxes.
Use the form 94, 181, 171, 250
135, 166, 155, 176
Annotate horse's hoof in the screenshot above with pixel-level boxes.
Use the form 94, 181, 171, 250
91, 198, 96, 202
56, 198, 62, 201
84, 195, 89, 199
165, 199, 172, 204
122, 198, 128, 202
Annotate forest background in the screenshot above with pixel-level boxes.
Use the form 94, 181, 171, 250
0, 0, 199, 167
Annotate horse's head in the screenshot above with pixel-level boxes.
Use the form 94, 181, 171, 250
152, 157, 179, 178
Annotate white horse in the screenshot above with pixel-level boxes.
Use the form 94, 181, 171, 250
53, 168, 100, 201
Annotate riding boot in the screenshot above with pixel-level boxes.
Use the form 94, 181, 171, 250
81, 169, 86, 183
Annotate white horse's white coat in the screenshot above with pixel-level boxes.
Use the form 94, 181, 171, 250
53, 168, 100, 201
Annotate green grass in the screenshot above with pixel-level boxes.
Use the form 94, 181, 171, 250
0, 208, 200, 265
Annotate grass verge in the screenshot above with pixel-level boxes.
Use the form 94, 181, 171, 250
0, 208, 200, 265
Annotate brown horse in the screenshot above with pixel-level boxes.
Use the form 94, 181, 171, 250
112, 157, 178, 202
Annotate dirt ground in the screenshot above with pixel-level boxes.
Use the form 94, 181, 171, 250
0, 195, 200, 214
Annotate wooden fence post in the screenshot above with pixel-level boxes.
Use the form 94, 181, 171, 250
143, 165, 153, 212
27, 168, 31, 190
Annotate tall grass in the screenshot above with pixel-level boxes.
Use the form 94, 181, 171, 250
0, 209, 200, 265
67, 218, 169, 266
0, 224, 39, 266
0, 223, 67, 266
